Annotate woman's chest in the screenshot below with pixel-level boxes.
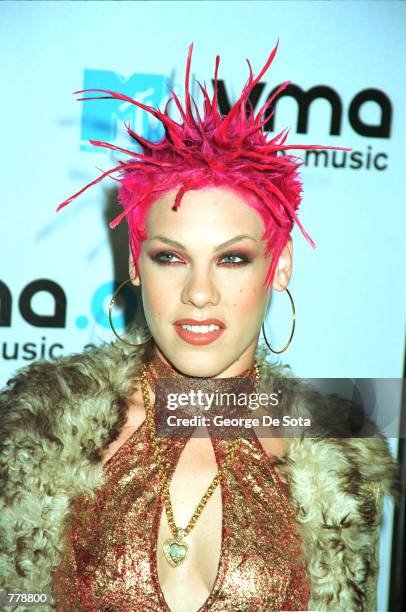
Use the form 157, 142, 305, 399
69, 431, 309, 611
155, 435, 224, 612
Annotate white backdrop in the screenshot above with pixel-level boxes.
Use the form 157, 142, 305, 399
1, 2, 405, 609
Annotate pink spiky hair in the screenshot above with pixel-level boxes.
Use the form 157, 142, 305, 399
57, 40, 350, 287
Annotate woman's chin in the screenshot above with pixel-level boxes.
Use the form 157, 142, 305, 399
176, 365, 225, 378
157, 340, 230, 378
173, 352, 228, 378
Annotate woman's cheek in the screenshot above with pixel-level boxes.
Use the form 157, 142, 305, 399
141, 263, 176, 304
231, 283, 266, 311
140, 278, 165, 324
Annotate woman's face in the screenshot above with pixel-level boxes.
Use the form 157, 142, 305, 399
133, 186, 287, 377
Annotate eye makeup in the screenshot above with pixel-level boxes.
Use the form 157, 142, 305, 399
217, 250, 253, 267
148, 248, 254, 268
148, 250, 186, 265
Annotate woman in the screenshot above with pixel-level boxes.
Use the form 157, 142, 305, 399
0, 42, 399, 611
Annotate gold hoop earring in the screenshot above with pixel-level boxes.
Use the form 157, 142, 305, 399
262, 287, 296, 354
108, 279, 152, 347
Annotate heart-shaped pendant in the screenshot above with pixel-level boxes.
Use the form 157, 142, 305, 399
163, 534, 189, 567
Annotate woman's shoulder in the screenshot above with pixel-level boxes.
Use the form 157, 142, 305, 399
1, 340, 148, 413
0, 340, 148, 463
256, 349, 400, 501
2, 340, 145, 400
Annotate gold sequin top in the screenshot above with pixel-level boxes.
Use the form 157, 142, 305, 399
52, 355, 310, 611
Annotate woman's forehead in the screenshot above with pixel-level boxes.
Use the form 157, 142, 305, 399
144, 186, 266, 239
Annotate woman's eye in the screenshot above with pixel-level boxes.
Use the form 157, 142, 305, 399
150, 251, 184, 265
219, 252, 252, 266
150, 250, 252, 266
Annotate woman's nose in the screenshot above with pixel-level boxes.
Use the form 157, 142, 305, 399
180, 266, 220, 308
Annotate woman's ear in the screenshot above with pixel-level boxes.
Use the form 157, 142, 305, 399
272, 238, 293, 291
129, 254, 141, 286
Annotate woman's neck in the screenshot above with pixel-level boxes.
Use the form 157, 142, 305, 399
149, 345, 256, 379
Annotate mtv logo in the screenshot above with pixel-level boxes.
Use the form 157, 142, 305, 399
79, 69, 171, 152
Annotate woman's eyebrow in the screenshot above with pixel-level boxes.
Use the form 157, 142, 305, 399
148, 234, 258, 252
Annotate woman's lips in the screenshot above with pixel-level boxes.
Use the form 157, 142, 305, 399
173, 318, 225, 346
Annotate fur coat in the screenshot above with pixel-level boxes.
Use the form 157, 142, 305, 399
0, 340, 400, 611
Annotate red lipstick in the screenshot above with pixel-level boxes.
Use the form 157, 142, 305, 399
173, 318, 225, 346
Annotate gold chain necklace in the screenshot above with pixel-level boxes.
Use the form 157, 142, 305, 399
140, 363, 260, 568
